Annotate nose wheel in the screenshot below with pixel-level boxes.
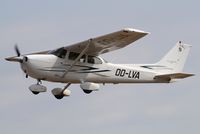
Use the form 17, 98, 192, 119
29, 79, 47, 95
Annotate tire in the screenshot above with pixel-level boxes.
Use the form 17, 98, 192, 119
83, 90, 92, 94
32, 91, 39, 95
55, 95, 64, 99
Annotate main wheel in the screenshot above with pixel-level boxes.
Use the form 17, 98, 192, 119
54, 95, 64, 99
83, 90, 92, 94
31, 91, 39, 95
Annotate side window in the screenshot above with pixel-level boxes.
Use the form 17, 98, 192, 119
94, 57, 102, 64
79, 55, 86, 63
88, 56, 95, 64
69, 52, 79, 60
88, 56, 102, 64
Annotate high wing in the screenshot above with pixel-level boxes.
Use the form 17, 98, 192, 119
23, 28, 149, 56
64, 28, 149, 56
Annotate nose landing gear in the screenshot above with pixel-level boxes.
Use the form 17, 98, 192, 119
29, 80, 47, 95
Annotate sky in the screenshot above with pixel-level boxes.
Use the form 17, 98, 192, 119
0, 0, 199, 134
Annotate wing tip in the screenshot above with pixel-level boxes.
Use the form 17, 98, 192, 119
123, 28, 150, 34
177, 41, 192, 47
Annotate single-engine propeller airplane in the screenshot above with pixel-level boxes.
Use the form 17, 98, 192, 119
5, 28, 194, 99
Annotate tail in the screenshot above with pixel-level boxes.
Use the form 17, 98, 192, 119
153, 41, 194, 82
156, 41, 191, 73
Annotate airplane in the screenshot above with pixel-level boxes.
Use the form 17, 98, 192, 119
5, 28, 194, 99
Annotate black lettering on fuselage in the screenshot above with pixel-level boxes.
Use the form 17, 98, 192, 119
128, 71, 131, 78
134, 71, 140, 79
120, 69, 126, 77
115, 69, 140, 79
115, 69, 121, 76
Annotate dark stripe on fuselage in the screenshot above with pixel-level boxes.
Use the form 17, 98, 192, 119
77, 70, 111, 73
61, 63, 98, 71
38, 68, 111, 73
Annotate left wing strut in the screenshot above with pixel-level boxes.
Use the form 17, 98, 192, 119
61, 39, 92, 78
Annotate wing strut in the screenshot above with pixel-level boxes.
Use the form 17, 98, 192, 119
61, 39, 93, 78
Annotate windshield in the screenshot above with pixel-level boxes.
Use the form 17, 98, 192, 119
49, 47, 67, 58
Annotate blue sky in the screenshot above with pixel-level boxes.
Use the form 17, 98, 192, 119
0, 0, 199, 134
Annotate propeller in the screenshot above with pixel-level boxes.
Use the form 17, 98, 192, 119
5, 44, 29, 78
14, 44, 28, 62
14, 44, 21, 57
5, 44, 27, 63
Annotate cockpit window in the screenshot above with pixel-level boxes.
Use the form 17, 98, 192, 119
88, 56, 102, 64
79, 55, 86, 63
49, 47, 67, 58
69, 52, 86, 63
69, 52, 79, 60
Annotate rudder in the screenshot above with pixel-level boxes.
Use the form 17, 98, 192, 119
156, 41, 191, 73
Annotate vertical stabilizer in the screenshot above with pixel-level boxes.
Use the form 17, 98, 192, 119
156, 41, 191, 73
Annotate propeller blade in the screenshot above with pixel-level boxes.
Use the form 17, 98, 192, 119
14, 44, 21, 57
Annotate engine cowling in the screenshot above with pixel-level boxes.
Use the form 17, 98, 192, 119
29, 84, 47, 95
80, 82, 100, 91
51, 88, 71, 99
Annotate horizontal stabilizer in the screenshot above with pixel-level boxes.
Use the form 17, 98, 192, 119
154, 73, 194, 82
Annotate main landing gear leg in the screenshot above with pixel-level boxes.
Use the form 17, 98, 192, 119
51, 83, 72, 99
63, 83, 71, 91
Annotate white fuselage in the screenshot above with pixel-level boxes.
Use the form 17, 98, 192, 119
20, 54, 165, 84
